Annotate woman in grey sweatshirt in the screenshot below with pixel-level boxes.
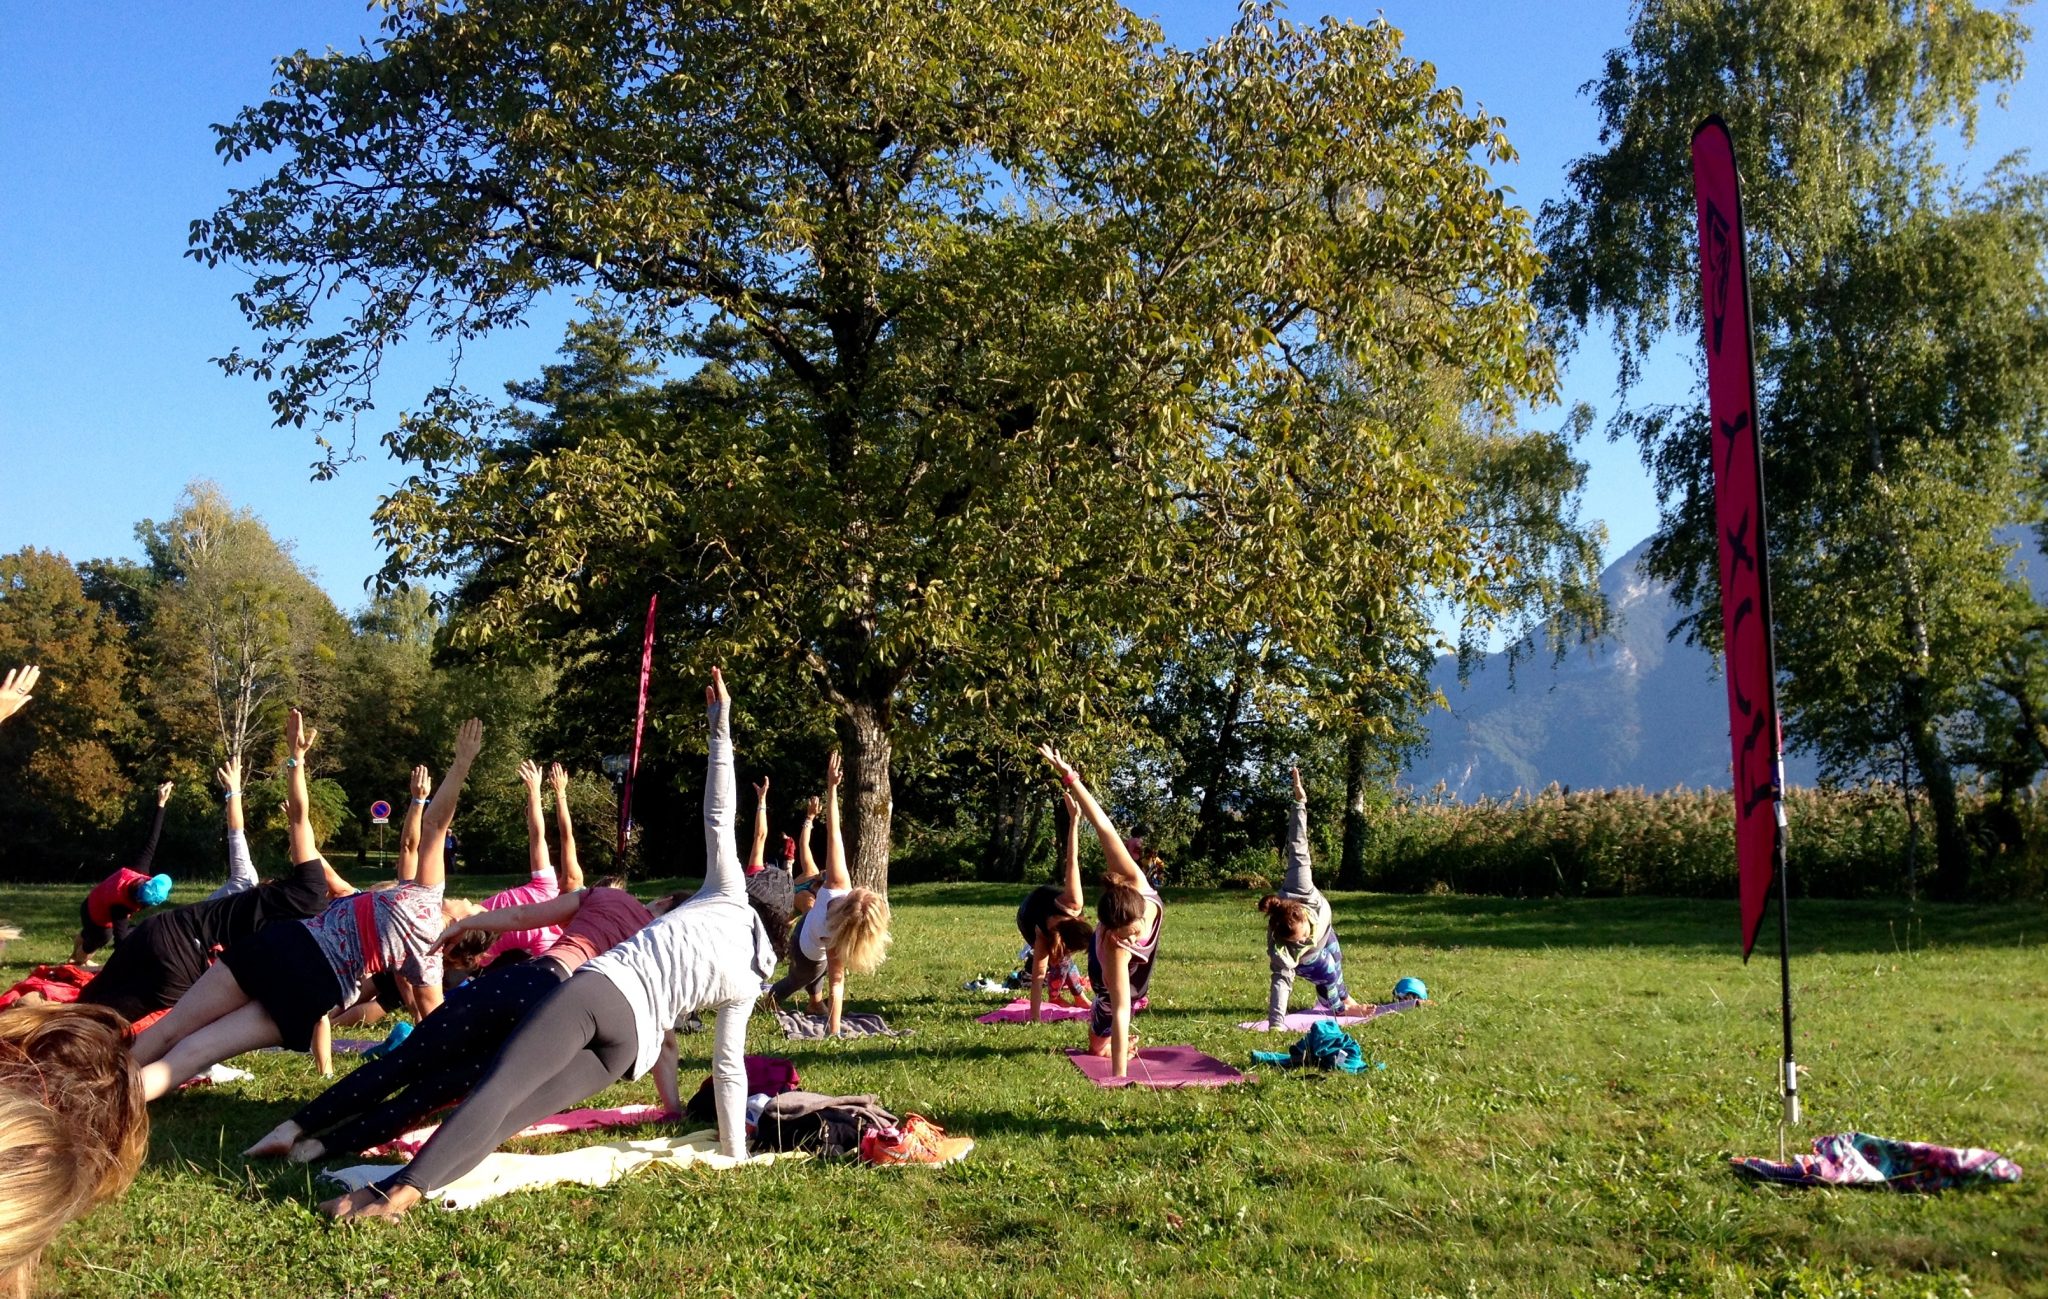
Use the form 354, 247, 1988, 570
320, 668, 783, 1221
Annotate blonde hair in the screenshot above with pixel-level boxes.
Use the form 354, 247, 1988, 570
824, 887, 893, 975
0, 1004, 147, 1298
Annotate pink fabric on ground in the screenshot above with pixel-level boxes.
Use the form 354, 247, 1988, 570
977, 999, 1093, 1024
1065, 1047, 1249, 1089
372, 1103, 677, 1157
480, 868, 563, 964
1236, 1000, 1425, 1032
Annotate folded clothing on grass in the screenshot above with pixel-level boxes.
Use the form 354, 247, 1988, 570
1250, 1020, 1381, 1075
322, 1130, 800, 1211
369, 1103, 679, 1158
1066, 1046, 1249, 1090
754, 1091, 899, 1157
1733, 1132, 2022, 1191
774, 1009, 907, 1039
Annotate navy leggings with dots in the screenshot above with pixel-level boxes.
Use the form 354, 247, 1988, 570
292, 958, 568, 1154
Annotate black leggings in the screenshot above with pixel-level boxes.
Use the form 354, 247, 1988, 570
293, 959, 567, 1155
382, 970, 639, 1196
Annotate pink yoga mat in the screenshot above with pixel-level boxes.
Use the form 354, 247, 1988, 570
1065, 1046, 1249, 1089
1236, 1001, 1425, 1032
977, 999, 1092, 1024
371, 1103, 678, 1157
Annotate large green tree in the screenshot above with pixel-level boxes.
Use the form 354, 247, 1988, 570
0, 548, 142, 873
197, 0, 1581, 889
1537, 0, 2048, 898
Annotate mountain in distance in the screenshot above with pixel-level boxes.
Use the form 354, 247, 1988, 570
1403, 536, 1821, 798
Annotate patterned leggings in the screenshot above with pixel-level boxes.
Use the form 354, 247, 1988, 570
292, 959, 566, 1154
1296, 930, 1350, 1009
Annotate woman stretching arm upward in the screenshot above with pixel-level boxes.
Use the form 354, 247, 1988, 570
319, 668, 786, 1221
768, 753, 892, 1035
1020, 787, 1092, 1023
130, 713, 486, 1100
1037, 744, 1161, 1080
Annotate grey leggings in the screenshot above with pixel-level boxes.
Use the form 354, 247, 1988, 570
381, 971, 638, 1196
769, 948, 827, 1004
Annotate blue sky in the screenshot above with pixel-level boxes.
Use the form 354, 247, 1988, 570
2, 2, 2041, 614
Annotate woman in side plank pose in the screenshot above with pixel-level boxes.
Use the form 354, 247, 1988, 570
1257, 767, 1367, 1027
764, 751, 892, 1035
1036, 744, 1161, 1079
130, 711, 488, 1101
1017, 786, 1095, 1021
319, 669, 786, 1221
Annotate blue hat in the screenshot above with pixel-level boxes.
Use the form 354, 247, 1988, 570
1392, 976, 1428, 1001
138, 874, 173, 907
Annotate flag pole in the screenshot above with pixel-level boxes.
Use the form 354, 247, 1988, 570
1691, 115, 1797, 1143
618, 594, 658, 862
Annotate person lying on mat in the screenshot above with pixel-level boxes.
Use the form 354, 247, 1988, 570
1257, 766, 1368, 1027
130, 711, 491, 1101
75, 757, 353, 1024
1017, 785, 1094, 1022
1037, 744, 1162, 1079
318, 668, 788, 1221
764, 750, 892, 1035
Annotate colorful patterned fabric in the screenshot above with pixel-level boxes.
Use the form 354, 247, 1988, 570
1732, 1132, 2022, 1191
301, 883, 446, 994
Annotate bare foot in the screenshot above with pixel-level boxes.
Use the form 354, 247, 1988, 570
245, 1120, 304, 1160
320, 1184, 418, 1222
287, 1137, 328, 1165
1086, 1035, 1111, 1058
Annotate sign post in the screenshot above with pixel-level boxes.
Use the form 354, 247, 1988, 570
369, 799, 393, 862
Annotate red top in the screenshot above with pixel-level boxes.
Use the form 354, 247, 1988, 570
84, 868, 152, 928
542, 888, 655, 972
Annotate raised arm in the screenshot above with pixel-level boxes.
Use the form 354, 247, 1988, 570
214, 758, 259, 895
1037, 745, 1141, 887
795, 797, 820, 884
285, 709, 322, 866
518, 759, 552, 882
749, 775, 770, 873
0, 665, 39, 727
821, 752, 850, 892
397, 765, 431, 882
132, 780, 173, 874
1057, 788, 1084, 914
415, 719, 483, 892
550, 763, 583, 892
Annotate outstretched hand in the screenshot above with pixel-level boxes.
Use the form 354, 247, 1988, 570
706, 666, 730, 709
1290, 765, 1305, 803
753, 775, 770, 802
1061, 787, 1079, 818
1037, 743, 1079, 787
549, 762, 570, 796
426, 918, 472, 956
824, 751, 843, 792
805, 795, 821, 820
287, 708, 318, 758
518, 759, 543, 790
453, 717, 483, 763
216, 759, 241, 794
411, 765, 433, 799
156, 780, 176, 808
0, 665, 41, 725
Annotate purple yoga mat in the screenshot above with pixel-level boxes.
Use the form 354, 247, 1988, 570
1065, 1046, 1250, 1089
977, 999, 1092, 1024
1236, 1000, 1426, 1032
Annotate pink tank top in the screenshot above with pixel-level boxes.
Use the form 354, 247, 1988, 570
541, 888, 654, 972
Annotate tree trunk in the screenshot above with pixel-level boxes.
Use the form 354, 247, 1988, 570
1191, 664, 1249, 865
982, 758, 1036, 883
1339, 727, 1369, 890
1901, 673, 1970, 899
836, 697, 894, 893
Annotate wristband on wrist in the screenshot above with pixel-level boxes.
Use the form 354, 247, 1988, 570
223, 790, 240, 800
284, 757, 300, 770
412, 797, 430, 806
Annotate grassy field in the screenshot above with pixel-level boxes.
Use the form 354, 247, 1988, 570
2, 875, 2043, 1298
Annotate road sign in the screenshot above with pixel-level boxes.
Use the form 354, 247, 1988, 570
369, 799, 392, 825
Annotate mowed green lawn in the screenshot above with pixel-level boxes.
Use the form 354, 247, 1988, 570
2, 875, 2042, 1298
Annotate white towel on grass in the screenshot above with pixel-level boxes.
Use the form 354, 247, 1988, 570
320, 1129, 801, 1211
